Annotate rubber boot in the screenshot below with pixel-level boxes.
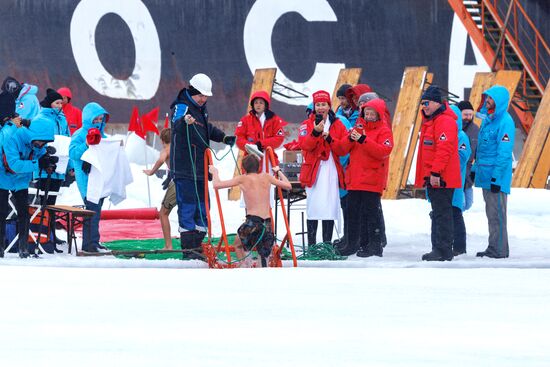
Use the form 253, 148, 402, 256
322, 220, 334, 243
307, 220, 318, 246
192, 231, 206, 260
180, 231, 197, 260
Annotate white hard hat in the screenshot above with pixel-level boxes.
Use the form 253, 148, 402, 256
189, 73, 213, 96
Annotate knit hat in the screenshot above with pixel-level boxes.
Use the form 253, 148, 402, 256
0, 92, 16, 122
457, 100, 474, 111
336, 84, 352, 97
40, 88, 63, 108
421, 85, 443, 103
357, 92, 380, 107
312, 90, 331, 106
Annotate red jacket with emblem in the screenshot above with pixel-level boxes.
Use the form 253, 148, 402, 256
414, 103, 462, 189
339, 99, 394, 193
235, 91, 286, 166
298, 112, 347, 188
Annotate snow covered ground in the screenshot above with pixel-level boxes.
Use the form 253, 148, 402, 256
1, 145, 549, 366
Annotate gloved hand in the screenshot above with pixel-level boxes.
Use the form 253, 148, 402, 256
38, 154, 58, 173
490, 184, 501, 193
82, 161, 91, 174
223, 135, 236, 146
256, 141, 263, 152
470, 171, 475, 182
86, 128, 102, 145
45, 146, 56, 155
161, 175, 172, 190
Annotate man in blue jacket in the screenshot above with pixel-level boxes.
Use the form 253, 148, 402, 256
0, 96, 56, 258
471, 85, 515, 259
170, 73, 236, 259
69, 102, 109, 253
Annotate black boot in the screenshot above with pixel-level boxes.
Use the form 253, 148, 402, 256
18, 240, 30, 258
356, 246, 369, 257
422, 248, 453, 261
192, 231, 206, 260
180, 231, 203, 260
307, 220, 318, 246
322, 220, 334, 243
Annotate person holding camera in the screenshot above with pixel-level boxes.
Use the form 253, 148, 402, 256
33, 88, 71, 251
298, 90, 347, 246
169, 73, 236, 259
414, 86, 461, 262
0, 92, 56, 258
334, 98, 394, 257
69, 102, 110, 253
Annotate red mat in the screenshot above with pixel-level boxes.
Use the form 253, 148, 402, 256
98, 219, 163, 242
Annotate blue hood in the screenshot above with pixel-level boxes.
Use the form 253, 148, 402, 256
26, 119, 55, 142
82, 102, 109, 137
18, 84, 38, 99
481, 85, 510, 121
450, 105, 462, 131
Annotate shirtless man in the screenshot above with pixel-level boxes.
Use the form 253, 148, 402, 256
143, 128, 175, 250
209, 154, 291, 266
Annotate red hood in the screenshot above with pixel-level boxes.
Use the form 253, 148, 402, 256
57, 87, 72, 99
345, 84, 372, 109
250, 90, 271, 109
360, 98, 387, 125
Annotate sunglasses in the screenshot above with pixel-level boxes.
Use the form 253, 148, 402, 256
420, 101, 430, 107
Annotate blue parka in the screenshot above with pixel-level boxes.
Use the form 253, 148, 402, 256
450, 105, 472, 210
69, 103, 109, 199
471, 86, 515, 194
34, 107, 71, 180
16, 84, 40, 120
0, 120, 54, 191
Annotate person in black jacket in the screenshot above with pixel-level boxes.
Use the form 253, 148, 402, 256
169, 73, 236, 259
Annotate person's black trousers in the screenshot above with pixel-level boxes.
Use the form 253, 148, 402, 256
346, 190, 383, 253
0, 189, 30, 256
427, 187, 455, 253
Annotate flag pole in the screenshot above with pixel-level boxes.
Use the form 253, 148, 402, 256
144, 131, 152, 208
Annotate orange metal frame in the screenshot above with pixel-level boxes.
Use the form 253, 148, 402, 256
447, 0, 549, 133
202, 147, 298, 268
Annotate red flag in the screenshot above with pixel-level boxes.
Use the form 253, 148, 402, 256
128, 106, 145, 139
141, 107, 160, 135
164, 113, 170, 129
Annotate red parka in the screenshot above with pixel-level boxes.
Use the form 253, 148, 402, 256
235, 91, 286, 166
57, 87, 82, 135
298, 112, 347, 188
339, 99, 394, 194
414, 103, 462, 189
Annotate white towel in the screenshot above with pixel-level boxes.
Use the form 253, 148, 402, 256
82, 139, 133, 204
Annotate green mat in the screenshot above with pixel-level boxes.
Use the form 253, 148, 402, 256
104, 235, 346, 261
104, 234, 238, 260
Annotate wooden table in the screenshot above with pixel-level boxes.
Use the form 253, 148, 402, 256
46, 205, 96, 254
